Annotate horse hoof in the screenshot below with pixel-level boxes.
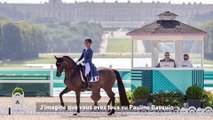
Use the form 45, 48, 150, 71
73, 112, 78, 116
108, 109, 115, 115
65, 106, 68, 110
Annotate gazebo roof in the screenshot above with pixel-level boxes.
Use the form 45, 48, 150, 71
157, 11, 178, 17
127, 11, 207, 36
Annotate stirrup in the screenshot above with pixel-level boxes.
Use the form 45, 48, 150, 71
84, 82, 91, 91
84, 86, 91, 91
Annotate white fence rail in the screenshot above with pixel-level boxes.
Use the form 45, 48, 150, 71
0, 66, 131, 97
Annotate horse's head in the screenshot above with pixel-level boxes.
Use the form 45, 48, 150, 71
54, 55, 76, 77
55, 56, 64, 77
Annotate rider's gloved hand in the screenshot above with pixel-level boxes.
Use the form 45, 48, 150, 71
76, 60, 84, 65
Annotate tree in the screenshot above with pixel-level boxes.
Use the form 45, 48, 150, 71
0, 21, 48, 60
17, 21, 48, 58
201, 21, 213, 60
1, 22, 23, 60
0, 23, 2, 58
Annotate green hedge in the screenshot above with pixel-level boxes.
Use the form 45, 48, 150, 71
152, 92, 184, 107
12, 87, 24, 95
186, 85, 203, 99
133, 86, 150, 99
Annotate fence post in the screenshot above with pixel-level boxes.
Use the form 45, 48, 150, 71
50, 65, 54, 97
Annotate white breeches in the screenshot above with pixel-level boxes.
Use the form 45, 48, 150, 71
84, 63, 90, 76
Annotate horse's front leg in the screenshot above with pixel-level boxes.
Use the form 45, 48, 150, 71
59, 87, 71, 107
73, 91, 81, 115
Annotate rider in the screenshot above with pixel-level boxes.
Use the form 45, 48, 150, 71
76, 39, 99, 90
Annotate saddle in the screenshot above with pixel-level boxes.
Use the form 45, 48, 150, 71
77, 64, 99, 83
77, 64, 91, 82
77, 64, 91, 91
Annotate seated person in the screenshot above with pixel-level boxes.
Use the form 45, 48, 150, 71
179, 54, 193, 68
156, 52, 176, 67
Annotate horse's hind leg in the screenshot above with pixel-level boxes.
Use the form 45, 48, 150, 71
59, 87, 71, 107
104, 88, 115, 115
107, 99, 111, 106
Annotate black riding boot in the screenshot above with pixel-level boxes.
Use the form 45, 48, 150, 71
84, 74, 91, 91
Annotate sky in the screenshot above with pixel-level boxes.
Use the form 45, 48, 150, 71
0, 0, 212, 4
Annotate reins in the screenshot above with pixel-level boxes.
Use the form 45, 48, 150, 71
62, 57, 79, 79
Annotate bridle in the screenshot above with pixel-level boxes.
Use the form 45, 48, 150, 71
56, 57, 78, 77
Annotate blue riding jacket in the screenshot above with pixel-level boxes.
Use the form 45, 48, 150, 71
78, 47, 98, 76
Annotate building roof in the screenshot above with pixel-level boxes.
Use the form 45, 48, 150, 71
127, 11, 207, 36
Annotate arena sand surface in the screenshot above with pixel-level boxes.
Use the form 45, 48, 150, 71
0, 97, 212, 120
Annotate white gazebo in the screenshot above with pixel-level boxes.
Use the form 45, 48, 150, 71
127, 11, 207, 68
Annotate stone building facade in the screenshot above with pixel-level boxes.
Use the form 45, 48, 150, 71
0, 0, 213, 24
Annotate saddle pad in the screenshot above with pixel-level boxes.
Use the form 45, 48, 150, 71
90, 76, 99, 83
80, 70, 99, 83
80, 71, 85, 82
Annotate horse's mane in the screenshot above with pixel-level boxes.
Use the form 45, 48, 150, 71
63, 56, 76, 64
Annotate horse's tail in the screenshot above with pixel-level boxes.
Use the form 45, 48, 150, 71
113, 69, 130, 107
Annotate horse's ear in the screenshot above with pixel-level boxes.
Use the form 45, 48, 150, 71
54, 55, 57, 59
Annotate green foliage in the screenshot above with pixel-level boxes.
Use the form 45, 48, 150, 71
115, 91, 134, 106
152, 92, 184, 107
126, 91, 134, 105
46, 22, 103, 53
202, 91, 213, 108
186, 85, 203, 100
1, 22, 23, 60
0, 21, 47, 60
209, 94, 213, 106
133, 86, 150, 99
0, 20, 103, 60
201, 21, 213, 60
12, 87, 24, 95
115, 99, 120, 106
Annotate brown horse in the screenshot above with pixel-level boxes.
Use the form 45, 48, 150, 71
54, 56, 129, 115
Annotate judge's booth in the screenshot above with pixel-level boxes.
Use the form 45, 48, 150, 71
126, 30, 208, 95
126, 11, 207, 94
